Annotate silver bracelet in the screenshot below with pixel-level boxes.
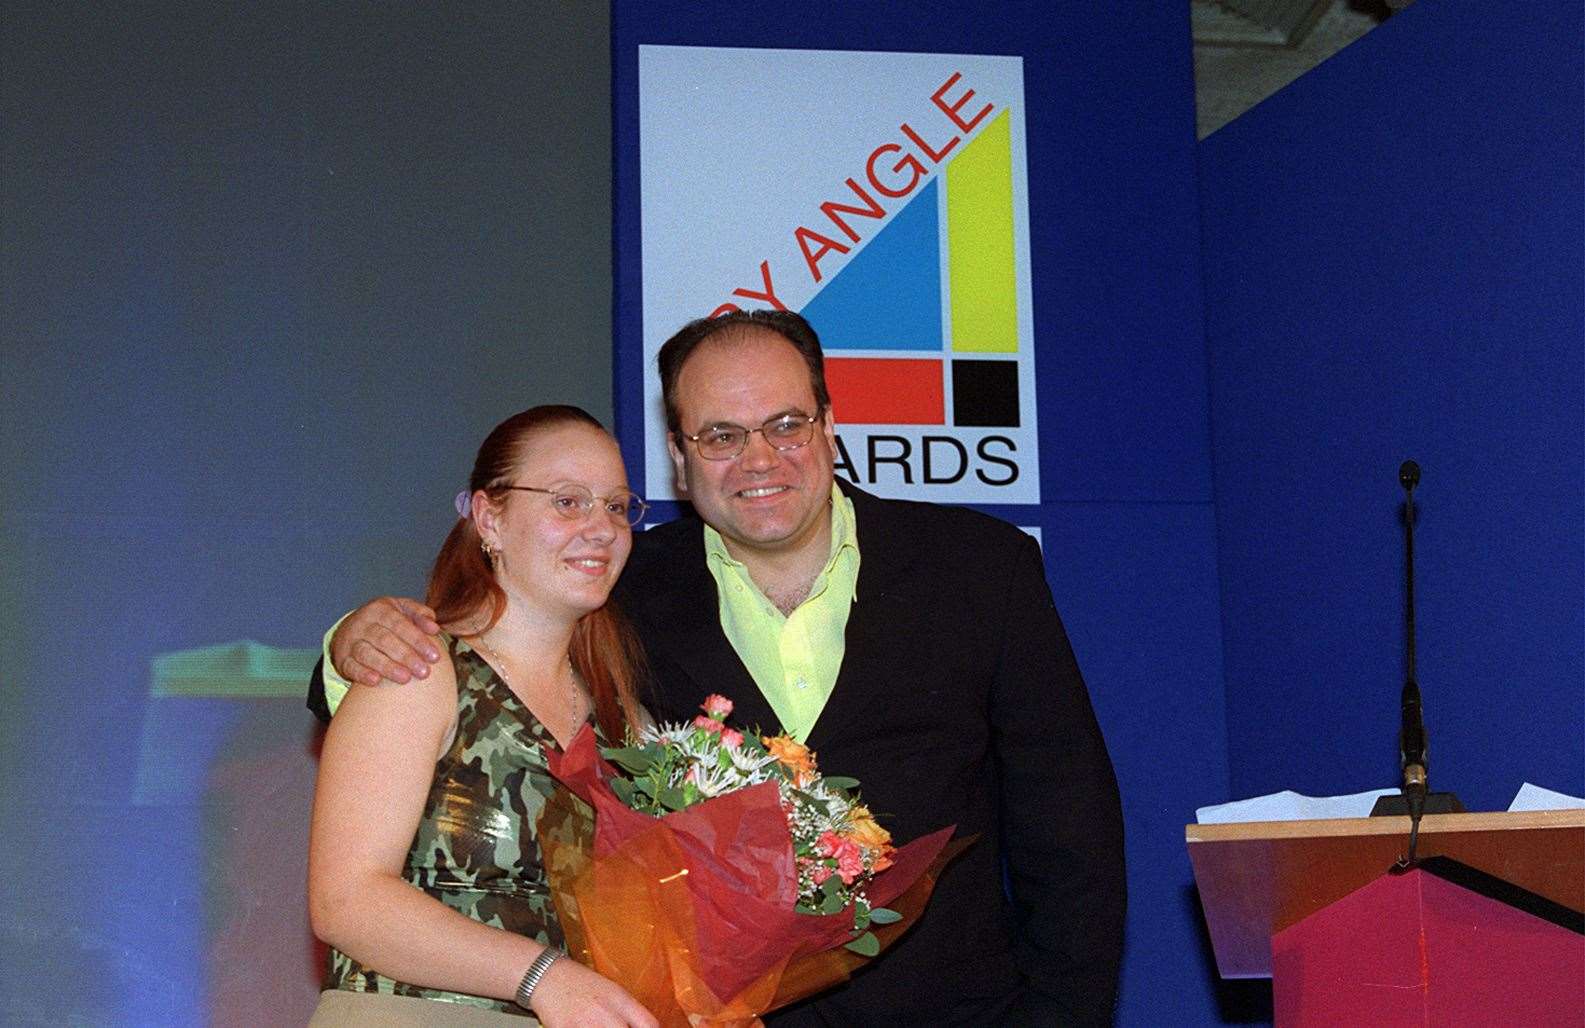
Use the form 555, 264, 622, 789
514, 946, 563, 1010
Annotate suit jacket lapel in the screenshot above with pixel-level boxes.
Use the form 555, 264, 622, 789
639, 555, 785, 735
805, 483, 918, 749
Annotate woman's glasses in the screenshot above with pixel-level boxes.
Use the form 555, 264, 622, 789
502, 485, 648, 528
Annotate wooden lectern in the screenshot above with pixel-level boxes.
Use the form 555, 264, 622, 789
1186, 809, 1585, 1025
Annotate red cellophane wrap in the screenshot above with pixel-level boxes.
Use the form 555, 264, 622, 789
538, 725, 960, 1027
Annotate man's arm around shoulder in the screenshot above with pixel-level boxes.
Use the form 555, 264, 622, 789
305, 598, 444, 722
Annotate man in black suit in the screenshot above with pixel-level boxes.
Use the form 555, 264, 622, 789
315, 311, 1125, 1024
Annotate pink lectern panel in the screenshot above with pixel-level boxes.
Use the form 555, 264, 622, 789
1272, 867, 1584, 1026
1185, 809, 1585, 978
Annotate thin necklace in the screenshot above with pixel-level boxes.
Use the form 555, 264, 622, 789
472, 635, 586, 732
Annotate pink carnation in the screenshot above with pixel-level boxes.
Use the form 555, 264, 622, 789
816, 831, 866, 885
692, 715, 724, 734
810, 863, 834, 886
835, 845, 865, 884
701, 694, 733, 719
720, 727, 744, 749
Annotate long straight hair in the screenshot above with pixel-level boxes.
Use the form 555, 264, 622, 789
425, 405, 646, 740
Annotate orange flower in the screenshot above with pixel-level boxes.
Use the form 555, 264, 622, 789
846, 805, 895, 871
762, 734, 818, 787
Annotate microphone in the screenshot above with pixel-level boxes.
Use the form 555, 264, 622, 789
1400, 677, 1427, 813
1398, 459, 1426, 812
1372, 459, 1462, 850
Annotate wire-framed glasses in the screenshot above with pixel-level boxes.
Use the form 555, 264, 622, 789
680, 411, 822, 461
502, 485, 648, 527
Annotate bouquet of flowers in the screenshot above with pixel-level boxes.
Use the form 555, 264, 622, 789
538, 695, 962, 1027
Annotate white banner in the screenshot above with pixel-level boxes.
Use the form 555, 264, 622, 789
639, 45, 1039, 503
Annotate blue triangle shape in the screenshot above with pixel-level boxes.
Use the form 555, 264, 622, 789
800, 178, 943, 351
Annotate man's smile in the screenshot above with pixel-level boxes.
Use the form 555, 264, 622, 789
735, 485, 793, 500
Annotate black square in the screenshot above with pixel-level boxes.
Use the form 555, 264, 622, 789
951, 359, 1020, 427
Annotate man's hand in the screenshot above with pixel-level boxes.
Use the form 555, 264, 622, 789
531, 958, 659, 1028
330, 597, 444, 686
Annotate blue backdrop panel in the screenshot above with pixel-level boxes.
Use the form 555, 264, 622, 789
613, 4, 1224, 1025
1200, 3, 1584, 809
1030, 502, 1231, 1025
613, 2, 1213, 505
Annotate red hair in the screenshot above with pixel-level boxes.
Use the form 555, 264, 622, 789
425, 405, 646, 740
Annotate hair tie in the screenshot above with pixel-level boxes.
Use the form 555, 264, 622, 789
454, 490, 472, 519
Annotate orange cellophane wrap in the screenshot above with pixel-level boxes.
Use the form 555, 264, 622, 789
538, 725, 961, 1027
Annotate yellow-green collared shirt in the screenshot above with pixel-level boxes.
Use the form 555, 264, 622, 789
320, 612, 352, 715
704, 484, 860, 743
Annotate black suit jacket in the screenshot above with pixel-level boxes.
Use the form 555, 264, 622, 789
615, 482, 1125, 1026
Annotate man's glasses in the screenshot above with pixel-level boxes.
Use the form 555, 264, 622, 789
680, 411, 822, 461
502, 485, 648, 527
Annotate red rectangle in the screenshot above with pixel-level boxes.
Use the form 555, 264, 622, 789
825, 358, 944, 424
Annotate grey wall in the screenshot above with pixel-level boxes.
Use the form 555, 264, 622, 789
0, 3, 612, 1022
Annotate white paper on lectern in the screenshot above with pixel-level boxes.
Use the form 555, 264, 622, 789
1196, 782, 1585, 823
1195, 788, 1398, 824
1508, 782, 1585, 811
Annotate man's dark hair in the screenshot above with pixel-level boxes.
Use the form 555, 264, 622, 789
657, 309, 831, 435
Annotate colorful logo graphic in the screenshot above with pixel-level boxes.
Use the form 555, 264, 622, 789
639, 47, 1037, 503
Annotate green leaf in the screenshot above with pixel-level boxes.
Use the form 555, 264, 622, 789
818, 884, 846, 914
821, 776, 860, 791
602, 745, 662, 774
610, 779, 635, 806
843, 931, 879, 957
658, 786, 690, 811
869, 907, 903, 925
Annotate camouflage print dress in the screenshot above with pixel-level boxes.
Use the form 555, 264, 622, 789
325, 635, 595, 1016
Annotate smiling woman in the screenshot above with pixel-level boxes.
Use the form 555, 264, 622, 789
306, 406, 659, 1028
